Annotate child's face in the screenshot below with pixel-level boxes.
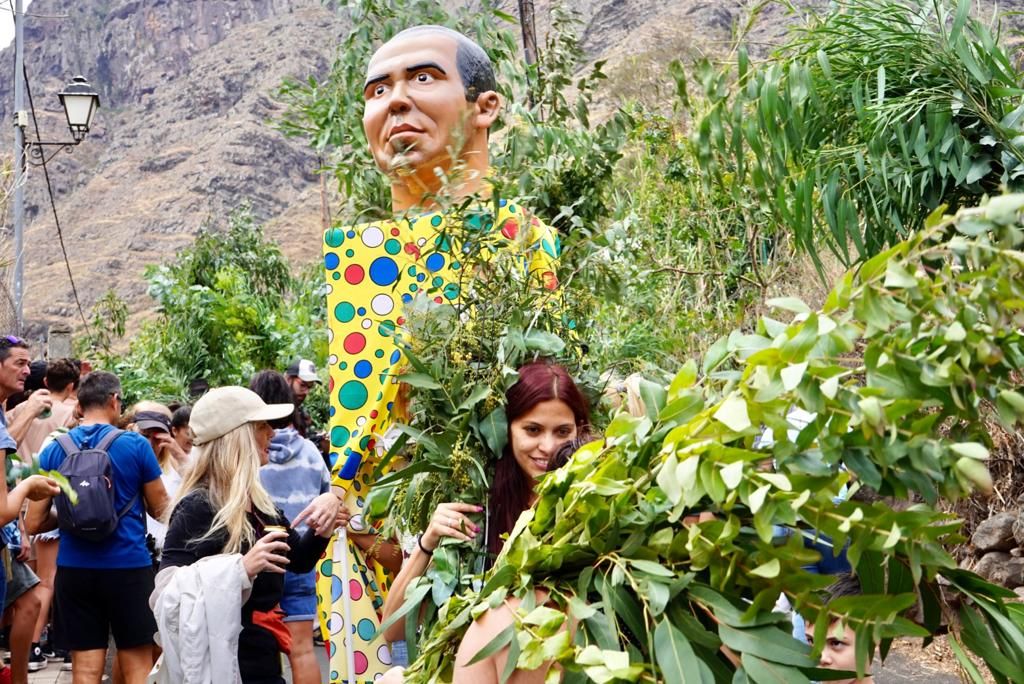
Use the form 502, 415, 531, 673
805, 619, 870, 684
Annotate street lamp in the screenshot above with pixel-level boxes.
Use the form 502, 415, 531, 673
24, 75, 102, 164
58, 76, 101, 144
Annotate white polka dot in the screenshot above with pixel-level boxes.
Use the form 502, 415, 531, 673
356, 416, 366, 426
417, 237, 426, 246
350, 513, 365, 532
328, 354, 338, 366
362, 226, 384, 248
361, 318, 372, 329
325, 283, 333, 296
329, 612, 344, 634
327, 328, 334, 343
371, 294, 394, 316
377, 645, 393, 665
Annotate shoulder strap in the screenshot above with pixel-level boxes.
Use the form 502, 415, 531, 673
94, 428, 125, 452
55, 434, 80, 458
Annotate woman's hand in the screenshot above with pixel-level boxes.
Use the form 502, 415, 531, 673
420, 502, 482, 552
292, 492, 342, 538
242, 531, 290, 579
24, 475, 60, 501
152, 431, 189, 469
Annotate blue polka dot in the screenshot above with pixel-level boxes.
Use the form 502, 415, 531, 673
425, 253, 445, 272
401, 293, 412, 303
331, 576, 343, 601
417, 273, 425, 282
357, 307, 366, 316
324, 252, 339, 270
390, 350, 401, 364
369, 257, 399, 286
354, 360, 372, 379
346, 230, 356, 238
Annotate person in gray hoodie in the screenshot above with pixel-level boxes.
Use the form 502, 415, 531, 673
249, 371, 332, 684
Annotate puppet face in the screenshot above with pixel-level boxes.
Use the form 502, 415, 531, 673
362, 34, 477, 179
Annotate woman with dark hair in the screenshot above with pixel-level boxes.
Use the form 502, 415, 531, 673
381, 360, 590, 642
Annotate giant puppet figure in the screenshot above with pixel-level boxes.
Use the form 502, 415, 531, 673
318, 25, 559, 683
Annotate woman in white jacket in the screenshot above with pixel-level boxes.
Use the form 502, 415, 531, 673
151, 387, 339, 684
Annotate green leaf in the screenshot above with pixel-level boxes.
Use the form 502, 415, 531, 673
951, 442, 989, 460
749, 559, 781, 579
457, 384, 492, 413
42, 470, 78, 505
480, 407, 508, 457
401, 372, 442, 390
714, 392, 751, 432
741, 653, 811, 684
467, 624, 514, 665
719, 623, 814, 667
655, 619, 711, 684
765, 297, 811, 314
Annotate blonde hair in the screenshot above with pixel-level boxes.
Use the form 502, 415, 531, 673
171, 422, 277, 554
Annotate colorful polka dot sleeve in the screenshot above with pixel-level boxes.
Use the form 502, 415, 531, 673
317, 201, 559, 682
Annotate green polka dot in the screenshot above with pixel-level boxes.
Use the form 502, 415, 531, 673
339, 361, 348, 370
357, 618, 376, 640
435, 235, 451, 252
334, 301, 355, 323
444, 283, 460, 300
432, 276, 444, 288
375, 349, 385, 358
345, 248, 355, 258
359, 435, 371, 450
332, 272, 341, 280
325, 228, 345, 248
409, 284, 418, 292
331, 426, 350, 447
339, 381, 368, 410
431, 215, 443, 227
379, 319, 396, 337
386, 239, 401, 255
407, 266, 417, 276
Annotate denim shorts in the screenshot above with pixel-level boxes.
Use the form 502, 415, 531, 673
280, 569, 317, 623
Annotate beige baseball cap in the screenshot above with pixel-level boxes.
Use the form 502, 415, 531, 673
189, 386, 294, 446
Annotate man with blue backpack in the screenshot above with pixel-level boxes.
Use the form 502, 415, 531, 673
27, 370, 169, 684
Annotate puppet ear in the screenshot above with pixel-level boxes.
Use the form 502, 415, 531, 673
472, 90, 501, 131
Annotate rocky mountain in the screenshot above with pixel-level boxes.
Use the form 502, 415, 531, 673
0, 0, 1017, 340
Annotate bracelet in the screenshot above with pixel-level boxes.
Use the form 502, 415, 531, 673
417, 534, 434, 556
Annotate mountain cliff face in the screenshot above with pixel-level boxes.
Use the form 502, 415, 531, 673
0, 0, 1017, 339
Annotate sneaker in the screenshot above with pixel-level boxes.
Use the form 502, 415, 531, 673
28, 644, 47, 672
61, 654, 72, 671
39, 640, 57, 660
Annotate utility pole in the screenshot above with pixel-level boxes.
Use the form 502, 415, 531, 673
518, 0, 538, 67
12, 0, 26, 333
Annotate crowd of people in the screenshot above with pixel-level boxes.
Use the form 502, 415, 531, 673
0, 336, 344, 684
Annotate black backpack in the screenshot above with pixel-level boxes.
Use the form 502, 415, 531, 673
54, 429, 138, 541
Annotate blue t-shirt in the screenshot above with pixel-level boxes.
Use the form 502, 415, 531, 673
39, 423, 163, 569
0, 406, 16, 455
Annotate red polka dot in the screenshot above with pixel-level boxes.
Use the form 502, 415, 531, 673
354, 651, 368, 675
403, 243, 420, 259
343, 333, 366, 354
367, 439, 376, 450
501, 220, 519, 240
329, 376, 335, 392
344, 264, 364, 284
543, 271, 559, 291
390, 227, 400, 236
434, 296, 443, 304
370, 410, 378, 419
396, 316, 405, 325
348, 579, 363, 601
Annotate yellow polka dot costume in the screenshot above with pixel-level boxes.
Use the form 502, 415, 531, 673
318, 200, 559, 683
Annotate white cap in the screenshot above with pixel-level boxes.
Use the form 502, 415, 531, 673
286, 359, 320, 383
189, 386, 294, 446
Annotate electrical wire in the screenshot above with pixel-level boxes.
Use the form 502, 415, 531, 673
22, 63, 93, 335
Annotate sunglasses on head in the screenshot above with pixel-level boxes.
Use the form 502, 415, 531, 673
0, 335, 25, 347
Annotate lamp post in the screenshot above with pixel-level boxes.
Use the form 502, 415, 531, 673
10, 0, 101, 333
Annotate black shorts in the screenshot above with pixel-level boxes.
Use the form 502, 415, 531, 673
54, 566, 157, 651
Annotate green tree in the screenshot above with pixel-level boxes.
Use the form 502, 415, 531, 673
87, 209, 327, 405
692, 0, 1024, 269
403, 194, 1024, 683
